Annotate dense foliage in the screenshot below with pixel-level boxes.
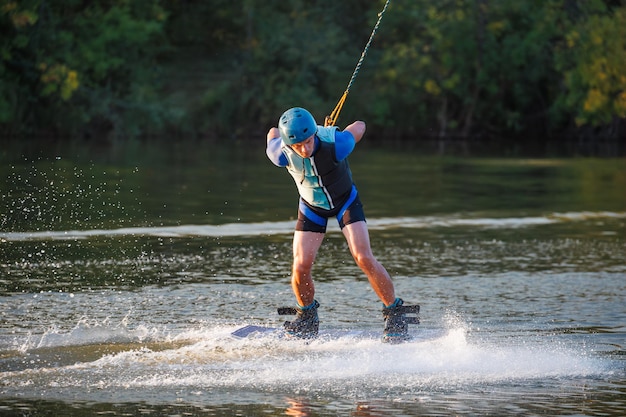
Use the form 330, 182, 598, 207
1, 0, 624, 140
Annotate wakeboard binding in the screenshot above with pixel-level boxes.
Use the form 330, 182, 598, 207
278, 300, 320, 339
382, 298, 420, 343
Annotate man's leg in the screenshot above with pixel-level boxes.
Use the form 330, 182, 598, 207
342, 221, 396, 306
291, 230, 325, 307
343, 219, 418, 342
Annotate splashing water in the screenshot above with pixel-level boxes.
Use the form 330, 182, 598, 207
2, 315, 614, 406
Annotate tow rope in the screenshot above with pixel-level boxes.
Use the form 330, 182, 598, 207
324, 0, 392, 127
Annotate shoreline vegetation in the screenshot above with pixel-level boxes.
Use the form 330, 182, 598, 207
1, 1, 625, 144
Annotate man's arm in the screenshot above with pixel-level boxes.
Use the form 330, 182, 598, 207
343, 121, 366, 143
335, 120, 366, 160
266, 127, 288, 167
267, 127, 280, 145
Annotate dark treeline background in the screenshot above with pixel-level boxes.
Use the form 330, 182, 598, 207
1, 0, 625, 142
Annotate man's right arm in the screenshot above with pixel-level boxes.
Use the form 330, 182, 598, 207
266, 127, 288, 167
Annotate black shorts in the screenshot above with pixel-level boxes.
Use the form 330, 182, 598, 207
296, 187, 366, 233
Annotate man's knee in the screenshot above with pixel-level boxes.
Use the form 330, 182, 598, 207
292, 261, 313, 276
353, 252, 377, 271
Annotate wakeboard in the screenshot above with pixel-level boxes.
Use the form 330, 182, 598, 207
232, 303, 422, 343
231, 324, 366, 339
230, 324, 446, 344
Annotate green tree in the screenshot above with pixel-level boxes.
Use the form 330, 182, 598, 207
195, 0, 376, 137
554, 3, 626, 130
0, 1, 40, 134
0, 0, 168, 138
2, 0, 624, 140
372, 0, 562, 138
372, 0, 625, 140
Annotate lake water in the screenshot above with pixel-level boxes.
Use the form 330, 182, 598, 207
1, 139, 625, 416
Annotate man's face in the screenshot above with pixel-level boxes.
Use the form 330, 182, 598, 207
290, 135, 315, 158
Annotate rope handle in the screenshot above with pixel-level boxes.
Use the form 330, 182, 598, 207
324, 91, 348, 127
325, 0, 391, 127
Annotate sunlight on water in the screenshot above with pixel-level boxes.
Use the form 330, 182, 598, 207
2, 210, 625, 241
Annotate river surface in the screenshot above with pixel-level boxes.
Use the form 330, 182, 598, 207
1, 139, 625, 416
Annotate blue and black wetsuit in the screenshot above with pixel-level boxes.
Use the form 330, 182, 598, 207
266, 126, 366, 233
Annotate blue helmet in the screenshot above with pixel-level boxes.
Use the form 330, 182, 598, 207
278, 107, 318, 145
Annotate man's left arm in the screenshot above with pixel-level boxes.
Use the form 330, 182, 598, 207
344, 121, 366, 143
335, 121, 366, 161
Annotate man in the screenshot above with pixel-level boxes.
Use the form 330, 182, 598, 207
266, 107, 418, 342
